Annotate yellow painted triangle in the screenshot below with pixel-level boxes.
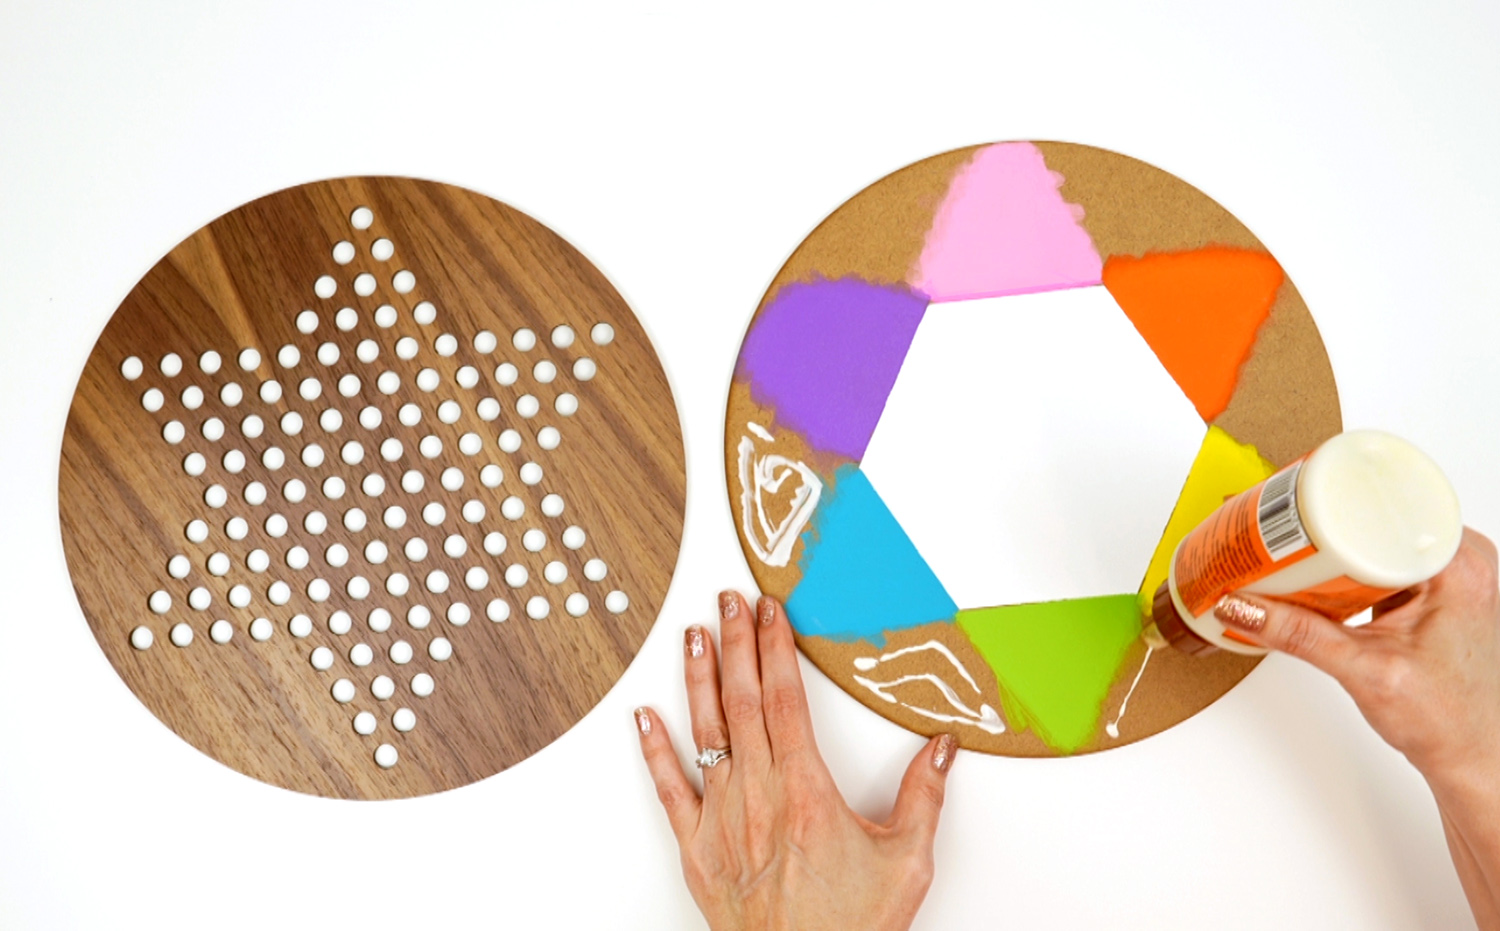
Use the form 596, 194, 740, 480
1137, 426, 1277, 618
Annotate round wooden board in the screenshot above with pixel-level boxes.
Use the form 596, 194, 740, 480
725, 142, 1341, 757
62, 177, 685, 798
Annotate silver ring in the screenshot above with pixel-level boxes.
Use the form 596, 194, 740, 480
695, 746, 731, 769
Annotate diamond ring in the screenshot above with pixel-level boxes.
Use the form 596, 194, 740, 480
695, 746, 731, 769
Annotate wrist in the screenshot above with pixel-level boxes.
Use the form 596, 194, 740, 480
1420, 743, 1500, 811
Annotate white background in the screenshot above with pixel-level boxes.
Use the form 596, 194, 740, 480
1, 2, 1496, 928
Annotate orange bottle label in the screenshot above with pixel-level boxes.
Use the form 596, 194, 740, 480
1174, 458, 1316, 617
1271, 575, 1401, 621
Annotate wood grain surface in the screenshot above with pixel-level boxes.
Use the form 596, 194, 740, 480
61, 177, 684, 798
724, 142, 1341, 757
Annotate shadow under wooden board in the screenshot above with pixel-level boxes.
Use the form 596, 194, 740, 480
725, 141, 1341, 757
61, 178, 685, 799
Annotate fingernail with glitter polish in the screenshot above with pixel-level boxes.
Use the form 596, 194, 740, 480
933, 734, 958, 773
685, 625, 705, 658
1214, 594, 1268, 634
634, 707, 652, 736
719, 590, 738, 620
757, 597, 776, 628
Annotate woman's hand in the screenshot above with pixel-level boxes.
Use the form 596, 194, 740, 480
635, 591, 957, 931
1215, 528, 1500, 929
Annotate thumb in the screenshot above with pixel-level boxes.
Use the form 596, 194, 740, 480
1215, 593, 1359, 682
889, 734, 957, 841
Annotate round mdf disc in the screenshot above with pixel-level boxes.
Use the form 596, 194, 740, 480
62, 177, 685, 798
725, 142, 1341, 757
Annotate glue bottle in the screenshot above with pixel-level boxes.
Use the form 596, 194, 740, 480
1144, 430, 1462, 655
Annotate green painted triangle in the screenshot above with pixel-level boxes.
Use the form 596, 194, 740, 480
956, 595, 1142, 754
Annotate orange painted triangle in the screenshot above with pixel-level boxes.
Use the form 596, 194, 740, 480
1102, 247, 1283, 422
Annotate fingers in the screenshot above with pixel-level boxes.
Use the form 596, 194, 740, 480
683, 624, 732, 789
889, 734, 957, 842
754, 596, 824, 769
634, 707, 700, 842
1214, 593, 1360, 682
717, 590, 771, 770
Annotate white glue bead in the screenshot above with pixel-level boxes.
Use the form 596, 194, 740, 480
142, 388, 164, 412
160, 353, 183, 377
229, 584, 252, 608
413, 301, 436, 325
486, 599, 510, 622
446, 603, 471, 626
562, 526, 585, 550
480, 464, 503, 488
543, 561, 567, 584
551, 325, 575, 349
121, 356, 144, 380
393, 708, 416, 732
590, 322, 614, 345
289, 614, 313, 638
350, 643, 374, 667
374, 744, 398, 769
332, 679, 356, 703
411, 672, 436, 696
483, 532, 506, 556
605, 591, 629, 614
250, 617, 274, 641
512, 328, 536, 351
541, 494, 564, 517
526, 596, 550, 620
495, 362, 518, 386
185, 519, 209, 543
520, 462, 542, 485
516, 395, 539, 419
170, 623, 194, 647
573, 358, 596, 381
131, 626, 154, 649
310, 645, 334, 669
565, 593, 589, 617
188, 586, 212, 610
210, 619, 234, 643
465, 567, 489, 590
428, 637, 453, 661
501, 496, 525, 520
504, 564, 528, 588
389, 640, 413, 665
168, 555, 191, 579
354, 712, 377, 736
367, 607, 393, 632
371, 675, 395, 700
522, 529, 546, 552
583, 559, 607, 582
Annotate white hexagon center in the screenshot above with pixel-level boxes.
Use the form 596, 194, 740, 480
860, 285, 1204, 609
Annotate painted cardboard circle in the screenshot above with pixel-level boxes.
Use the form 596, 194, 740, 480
62, 177, 685, 797
724, 142, 1341, 757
